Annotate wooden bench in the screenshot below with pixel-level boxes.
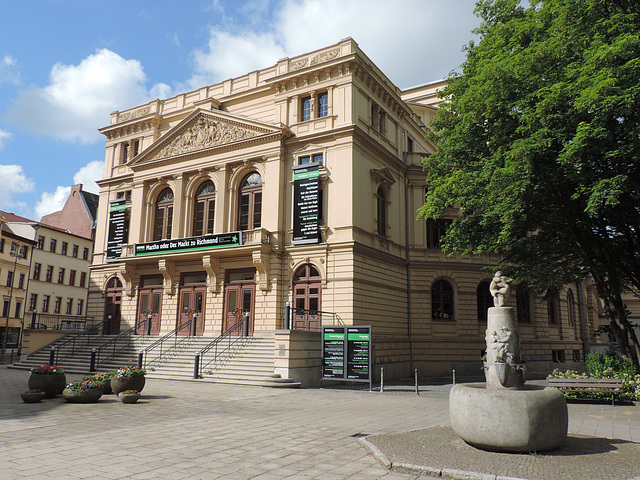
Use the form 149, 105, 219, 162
548, 378, 623, 406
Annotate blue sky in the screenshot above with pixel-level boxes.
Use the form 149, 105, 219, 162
0, 0, 480, 220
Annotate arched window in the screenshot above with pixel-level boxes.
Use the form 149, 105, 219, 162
238, 172, 262, 230
153, 188, 174, 241
476, 281, 493, 322
567, 289, 576, 326
293, 264, 322, 331
517, 285, 531, 323
193, 181, 216, 236
432, 279, 454, 321
376, 186, 387, 236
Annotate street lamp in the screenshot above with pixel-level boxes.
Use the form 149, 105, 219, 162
1, 242, 27, 363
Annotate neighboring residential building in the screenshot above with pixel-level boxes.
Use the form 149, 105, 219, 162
0, 213, 35, 353
2, 210, 94, 351
87, 38, 601, 383
41, 184, 99, 240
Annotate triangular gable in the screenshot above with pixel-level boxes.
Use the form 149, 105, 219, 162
131, 109, 287, 166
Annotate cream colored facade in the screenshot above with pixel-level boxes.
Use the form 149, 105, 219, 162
88, 38, 599, 382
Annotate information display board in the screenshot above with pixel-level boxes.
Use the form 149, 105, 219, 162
135, 232, 242, 256
106, 199, 127, 261
292, 163, 320, 245
322, 325, 371, 388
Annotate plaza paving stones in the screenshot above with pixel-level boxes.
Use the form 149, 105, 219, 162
1, 367, 639, 480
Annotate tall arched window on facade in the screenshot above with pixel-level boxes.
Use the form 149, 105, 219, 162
567, 288, 576, 326
476, 280, 493, 322
153, 188, 174, 241
432, 279, 454, 320
238, 172, 262, 230
376, 186, 387, 236
193, 180, 216, 236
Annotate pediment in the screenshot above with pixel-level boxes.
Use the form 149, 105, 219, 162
131, 109, 287, 166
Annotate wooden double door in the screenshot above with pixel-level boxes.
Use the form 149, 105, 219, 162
223, 269, 255, 335
137, 287, 162, 335
178, 285, 206, 336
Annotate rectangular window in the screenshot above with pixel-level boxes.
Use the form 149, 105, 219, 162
45, 266, 53, 282
37, 236, 44, 249
426, 219, 452, 249
15, 302, 21, 318
6, 270, 13, 287
0, 238, 4, 253
80, 271, 87, 288
121, 142, 129, 164
61, 242, 68, 255
50, 239, 57, 253
54, 297, 62, 314
66, 298, 73, 315
29, 294, 38, 312
132, 139, 140, 157
58, 268, 65, 284
83, 247, 89, 260
33, 263, 41, 281
317, 92, 328, 118
517, 289, 531, 323
42, 295, 50, 313
77, 299, 84, 316
371, 103, 386, 134
299, 153, 323, 166
72, 244, 78, 257
18, 274, 25, 289
2, 301, 9, 317
69, 270, 76, 286
301, 96, 312, 121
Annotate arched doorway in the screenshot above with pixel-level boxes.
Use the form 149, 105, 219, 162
104, 277, 122, 334
292, 264, 322, 331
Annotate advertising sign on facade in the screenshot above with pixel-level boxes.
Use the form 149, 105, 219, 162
106, 199, 127, 261
322, 325, 372, 388
292, 163, 320, 245
135, 232, 242, 256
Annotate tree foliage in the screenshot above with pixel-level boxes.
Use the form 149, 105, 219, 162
420, 0, 640, 365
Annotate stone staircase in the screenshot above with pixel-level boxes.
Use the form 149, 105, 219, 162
11, 331, 300, 388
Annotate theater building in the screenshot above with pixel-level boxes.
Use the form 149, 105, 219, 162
87, 38, 598, 384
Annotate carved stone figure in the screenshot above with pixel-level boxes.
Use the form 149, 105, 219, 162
489, 271, 512, 307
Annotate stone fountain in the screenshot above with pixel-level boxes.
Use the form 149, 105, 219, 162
449, 272, 568, 452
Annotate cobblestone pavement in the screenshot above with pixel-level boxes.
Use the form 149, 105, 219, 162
1, 367, 639, 480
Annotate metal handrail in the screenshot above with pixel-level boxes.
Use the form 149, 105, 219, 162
94, 317, 151, 369
142, 317, 195, 368
53, 318, 110, 363
290, 308, 345, 330
196, 314, 248, 378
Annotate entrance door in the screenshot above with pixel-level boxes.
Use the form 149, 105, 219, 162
223, 269, 255, 335
137, 288, 162, 335
178, 286, 205, 336
104, 277, 122, 334
292, 264, 322, 331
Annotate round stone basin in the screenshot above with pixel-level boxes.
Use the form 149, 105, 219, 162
449, 383, 568, 452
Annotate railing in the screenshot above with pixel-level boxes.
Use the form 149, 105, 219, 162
94, 317, 152, 369
52, 317, 110, 364
142, 317, 195, 368
28, 313, 95, 332
289, 308, 345, 331
196, 313, 249, 379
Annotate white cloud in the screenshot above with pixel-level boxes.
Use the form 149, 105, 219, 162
188, 0, 479, 89
4, 49, 166, 143
0, 129, 12, 150
0, 164, 34, 213
0, 55, 19, 85
73, 160, 104, 194
35, 185, 71, 220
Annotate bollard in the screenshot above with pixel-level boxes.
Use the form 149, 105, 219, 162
106, 315, 112, 335
146, 314, 152, 336
49, 346, 56, 365
194, 351, 201, 379
285, 302, 291, 330
415, 368, 419, 395
452, 369, 456, 385
380, 367, 384, 393
31, 310, 37, 329
137, 349, 144, 369
191, 313, 197, 336
89, 348, 97, 372
244, 312, 250, 336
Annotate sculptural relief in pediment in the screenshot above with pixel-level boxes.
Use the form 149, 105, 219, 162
153, 115, 273, 161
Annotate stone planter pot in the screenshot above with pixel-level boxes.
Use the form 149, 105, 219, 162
111, 375, 145, 395
118, 391, 141, 404
21, 391, 46, 403
99, 379, 113, 394
28, 373, 67, 399
62, 387, 103, 404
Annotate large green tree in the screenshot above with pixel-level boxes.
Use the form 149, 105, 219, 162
419, 0, 640, 366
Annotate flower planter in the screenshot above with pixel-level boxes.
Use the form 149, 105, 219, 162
118, 391, 141, 404
111, 375, 145, 395
28, 373, 67, 399
21, 391, 46, 403
62, 386, 103, 404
